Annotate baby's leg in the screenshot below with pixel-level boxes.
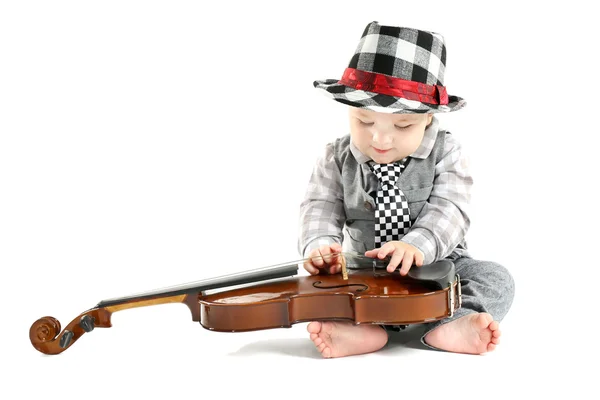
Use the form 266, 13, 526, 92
421, 257, 515, 354
307, 321, 388, 358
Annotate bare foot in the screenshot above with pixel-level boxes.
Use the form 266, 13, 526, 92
307, 321, 388, 358
424, 313, 501, 355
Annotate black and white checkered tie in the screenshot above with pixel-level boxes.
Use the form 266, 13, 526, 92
369, 160, 411, 247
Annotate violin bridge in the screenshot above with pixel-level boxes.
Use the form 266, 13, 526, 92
340, 255, 348, 280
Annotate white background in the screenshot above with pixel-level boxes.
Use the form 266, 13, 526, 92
1, 1, 598, 398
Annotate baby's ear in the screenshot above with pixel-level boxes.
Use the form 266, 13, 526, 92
424, 113, 433, 127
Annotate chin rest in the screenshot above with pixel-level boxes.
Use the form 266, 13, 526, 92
405, 260, 455, 290
346, 254, 456, 290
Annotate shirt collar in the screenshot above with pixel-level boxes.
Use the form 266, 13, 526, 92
350, 115, 440, 164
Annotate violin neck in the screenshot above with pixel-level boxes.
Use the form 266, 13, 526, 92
96, 262, 299, 308
94, 252, 379, 308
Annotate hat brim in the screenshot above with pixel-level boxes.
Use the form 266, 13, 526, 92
314, 79, 466, 114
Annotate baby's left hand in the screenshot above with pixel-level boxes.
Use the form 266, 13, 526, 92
365, 241, 424, 276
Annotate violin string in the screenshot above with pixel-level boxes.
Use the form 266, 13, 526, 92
98, 251, 369, 303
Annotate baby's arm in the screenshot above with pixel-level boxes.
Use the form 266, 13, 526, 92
298, 143, 346, 272
401, 134, 473, 265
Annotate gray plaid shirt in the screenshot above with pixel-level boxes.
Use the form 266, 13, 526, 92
298, 116, 472, 265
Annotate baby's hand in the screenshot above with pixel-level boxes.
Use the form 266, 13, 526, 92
365, 241, 424, 276
303, 243, 343, 275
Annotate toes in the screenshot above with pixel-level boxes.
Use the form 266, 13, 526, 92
492, 329, 501, 338
307, 321, 322, 334
491, 336, 500, 345
489, 320, 500, 331
477, 313, 493, 328
487, 342, 496, 352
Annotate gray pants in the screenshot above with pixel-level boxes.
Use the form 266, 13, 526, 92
384, 256, 515, 350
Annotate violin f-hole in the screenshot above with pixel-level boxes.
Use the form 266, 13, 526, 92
312, 281, 368, 292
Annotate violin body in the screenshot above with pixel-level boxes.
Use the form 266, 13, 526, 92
200, 269, 459, 332
29, 253, 461, 355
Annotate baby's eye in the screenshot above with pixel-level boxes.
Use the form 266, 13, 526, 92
395, 125, 412, 130
358, 119, 374, 126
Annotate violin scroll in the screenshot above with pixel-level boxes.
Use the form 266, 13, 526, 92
29, 309, 112, 355
30, 316, 61, 346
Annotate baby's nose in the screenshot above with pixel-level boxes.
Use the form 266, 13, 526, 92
372, 130, 393, 144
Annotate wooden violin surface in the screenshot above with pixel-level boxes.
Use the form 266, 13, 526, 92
29, 252, 461, 355
199, 270, 459, 332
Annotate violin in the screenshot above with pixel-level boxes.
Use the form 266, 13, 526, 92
29, 252, 462, 355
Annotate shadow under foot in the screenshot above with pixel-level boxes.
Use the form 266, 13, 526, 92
228, 324, 432, 358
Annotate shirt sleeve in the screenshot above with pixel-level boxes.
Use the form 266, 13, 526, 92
297, 143, 346, 258
400, 134, 473, 265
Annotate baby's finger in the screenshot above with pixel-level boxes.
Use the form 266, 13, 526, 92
377, 242, 396, 259
310, 247, 329, 268
364, 248, 380, 258
329, 263, 341, 274
309, 256, 324, 268
387, 251, 404, 273
414, 249, 424, 267
399, 253, 414, 276
319, 246, 338, 266
330, 243, 343, 253
328, 244, 343, 265
303, 261, 319, 275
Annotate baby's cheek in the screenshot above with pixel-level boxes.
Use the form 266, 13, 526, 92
352, 136, 371, 153
408, 132, 426, 151
397, 137, 420, 154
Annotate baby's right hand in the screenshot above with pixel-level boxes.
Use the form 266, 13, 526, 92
303, 243, 343, 275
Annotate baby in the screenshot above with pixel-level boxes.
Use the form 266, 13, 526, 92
298, 21, 515, 358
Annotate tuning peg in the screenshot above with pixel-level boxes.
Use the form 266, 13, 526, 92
59, 330, 74, 348
79, 315, 95, 332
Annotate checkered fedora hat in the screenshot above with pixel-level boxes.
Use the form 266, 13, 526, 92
314, 21, 466, 114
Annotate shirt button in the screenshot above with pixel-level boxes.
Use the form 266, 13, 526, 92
364, 201, 373, 211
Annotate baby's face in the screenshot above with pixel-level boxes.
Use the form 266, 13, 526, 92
349, 107, 432, 164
